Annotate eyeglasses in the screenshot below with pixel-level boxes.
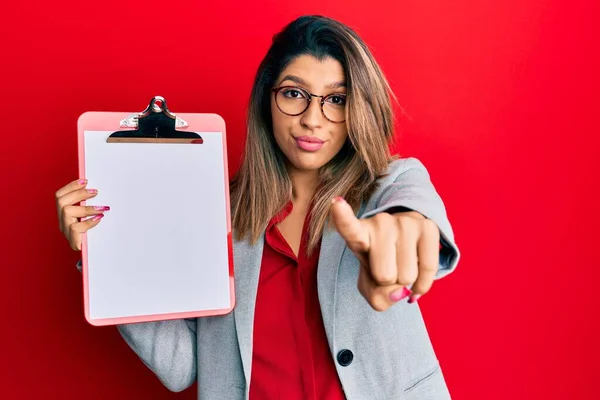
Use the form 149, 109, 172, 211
271, 86, 347, 123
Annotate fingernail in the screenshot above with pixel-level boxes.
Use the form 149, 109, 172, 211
87, 189, 97, 194
78, 179, 87, 185
91, 214, 104, 221
408, 294, 422, 304
332, 196, 346, 204
93, 206, 110, 211
390, 287, 411, 302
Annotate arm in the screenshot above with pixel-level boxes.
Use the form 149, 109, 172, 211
362, 157, 460, 279
76, 261, 197, 392
116, 318, 197, 392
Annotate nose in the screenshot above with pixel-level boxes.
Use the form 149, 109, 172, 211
300, 98, 324, 130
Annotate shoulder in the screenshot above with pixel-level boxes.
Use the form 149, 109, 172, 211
376, 156, 430, 186
359, 157, 432, 214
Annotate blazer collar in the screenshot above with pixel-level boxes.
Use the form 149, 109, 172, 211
232, 235, 265, 387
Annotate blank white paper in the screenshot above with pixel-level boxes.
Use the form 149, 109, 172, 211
83, 130, 231, 320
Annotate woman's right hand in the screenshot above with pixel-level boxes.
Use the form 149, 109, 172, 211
55, 179, 110, 251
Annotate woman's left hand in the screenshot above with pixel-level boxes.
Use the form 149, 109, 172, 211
330, 197, 440, 312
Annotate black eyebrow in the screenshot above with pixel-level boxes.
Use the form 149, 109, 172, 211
278, 74, 346, 91
326, 81, 346, 89
279, 74, 308, 87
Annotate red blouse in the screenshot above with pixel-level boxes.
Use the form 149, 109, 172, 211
249, 202, 346, 399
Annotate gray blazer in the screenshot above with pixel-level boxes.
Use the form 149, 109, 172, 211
110, 157, 460, 399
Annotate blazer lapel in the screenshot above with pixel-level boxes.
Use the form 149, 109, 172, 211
232, 235, 265, 387
317, 203, 365, 350
317, 227, 345, 351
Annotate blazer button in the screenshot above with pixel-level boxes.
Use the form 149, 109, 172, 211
337, 349, 354, 366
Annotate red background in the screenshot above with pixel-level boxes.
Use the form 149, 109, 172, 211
1, 0, 598, 399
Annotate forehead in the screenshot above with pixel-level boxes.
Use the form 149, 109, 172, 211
277, 54, 345, 89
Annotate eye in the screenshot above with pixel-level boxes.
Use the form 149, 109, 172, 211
326, 94, 347, 106
282, 88, 306, 99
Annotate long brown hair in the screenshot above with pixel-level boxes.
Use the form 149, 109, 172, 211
230, 15, 396, 254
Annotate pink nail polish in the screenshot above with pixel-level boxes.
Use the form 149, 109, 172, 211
78, 179, 87, 185
332, 196, 346, 204
87, 189, 97, 194
91, 214, 104, 221
93, 206, 110, 211
408, 294, 422, 304
390, 287, 411, 302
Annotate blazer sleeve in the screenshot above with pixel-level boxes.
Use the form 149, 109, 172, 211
75, 260, 197, 392
360, 157, 460, 279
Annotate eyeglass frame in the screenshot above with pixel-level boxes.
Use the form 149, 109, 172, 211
271, 86, 347, 123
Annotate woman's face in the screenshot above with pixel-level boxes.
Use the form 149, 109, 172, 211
271, 54, 349, 173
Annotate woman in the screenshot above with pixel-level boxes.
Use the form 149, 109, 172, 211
55, 15, 460, 400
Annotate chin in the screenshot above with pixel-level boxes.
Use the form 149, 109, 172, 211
288, 155, 330, 172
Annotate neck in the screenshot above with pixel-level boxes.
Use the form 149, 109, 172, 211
288, 166, 319, 206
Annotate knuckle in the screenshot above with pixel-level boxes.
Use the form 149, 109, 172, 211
349, 239, 368, 254
394, 215, 416, 231
412, 280, 434, 295
421, 259, 439, 273
394, 215, 409, 232
56, 198, 66, 210
370, 296, 390, 312
69, 222, 84, 235
424, 219, 439, 236
397, 269, 418, 286
355, 235, 369, 248
422, 217, 435, 228
372, 212, 390, 224
377, 213, 397, 229
373, 269, 396, 285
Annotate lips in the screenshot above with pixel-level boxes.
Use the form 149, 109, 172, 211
294, 136, 325, 152
295, 136, 325, 143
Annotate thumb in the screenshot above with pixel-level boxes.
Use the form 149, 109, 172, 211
331, 197, 370, 253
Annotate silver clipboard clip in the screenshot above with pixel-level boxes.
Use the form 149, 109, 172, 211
119, 96, 189, 129
108, 96, 202, 144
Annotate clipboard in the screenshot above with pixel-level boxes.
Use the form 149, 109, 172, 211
77, 96, 235, 326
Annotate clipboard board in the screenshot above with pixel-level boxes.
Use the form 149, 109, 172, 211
77, 96, 235, 326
